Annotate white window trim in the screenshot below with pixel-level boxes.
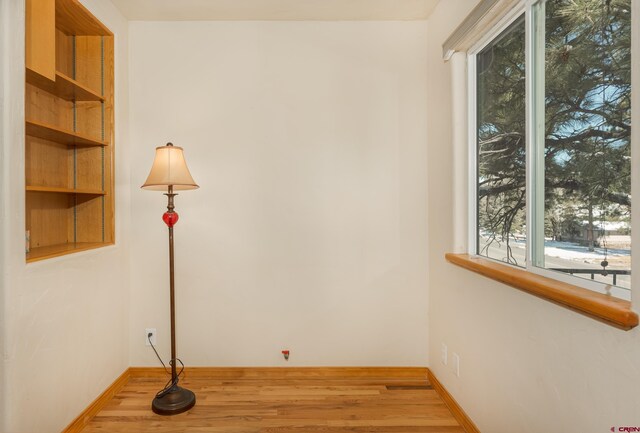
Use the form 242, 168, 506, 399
465, 0, 633, 301
632, 0, 640, 308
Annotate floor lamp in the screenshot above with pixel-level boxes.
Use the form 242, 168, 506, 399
141, 142, 199, 415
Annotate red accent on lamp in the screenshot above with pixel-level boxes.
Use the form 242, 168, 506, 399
163, 212, 179, 228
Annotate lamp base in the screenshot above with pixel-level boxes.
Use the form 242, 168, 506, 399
152, 385, 196, 415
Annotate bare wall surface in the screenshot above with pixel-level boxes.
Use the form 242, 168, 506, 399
0, 0, 11, 427
0, 1, 131, 432
128, 21, 429, 367
427, 1, 640, 433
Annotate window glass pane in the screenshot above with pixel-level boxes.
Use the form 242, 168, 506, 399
476, 17, 526, 266
540, 0, 631, 291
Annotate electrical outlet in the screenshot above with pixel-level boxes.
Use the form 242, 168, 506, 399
145, 328, 156, 346
441, 343, 448, 365
452, 352, 460, 377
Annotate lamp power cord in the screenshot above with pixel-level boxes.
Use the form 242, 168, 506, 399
147, 332, 185, 398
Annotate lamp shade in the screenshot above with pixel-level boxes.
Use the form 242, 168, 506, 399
141, 143, 199, 191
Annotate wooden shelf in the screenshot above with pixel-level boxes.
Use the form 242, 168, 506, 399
27, 241, 111, 263
56, 0, 112, 36
27, 186, 106, 195
26, 119, 108, 147
445, 253, 639, 330
26, 68, 104, 102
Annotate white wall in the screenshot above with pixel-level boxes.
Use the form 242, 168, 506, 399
427, 2, 640, 433
0, 1, 131, 432
0, 0, 12, 427
128, 21, 429, 367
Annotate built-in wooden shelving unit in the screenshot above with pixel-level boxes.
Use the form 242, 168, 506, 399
25, 0, 114, 262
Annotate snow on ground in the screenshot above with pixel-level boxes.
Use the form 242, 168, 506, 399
479, 236, 631, 292
543, 240, 630, 260
480, 236, 630, 261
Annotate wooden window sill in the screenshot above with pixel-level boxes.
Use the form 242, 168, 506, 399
445, 253, 638, 330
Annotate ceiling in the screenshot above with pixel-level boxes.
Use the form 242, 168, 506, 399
110, 0, 440, 21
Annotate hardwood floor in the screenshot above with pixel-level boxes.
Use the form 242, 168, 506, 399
80, 369, 466, 433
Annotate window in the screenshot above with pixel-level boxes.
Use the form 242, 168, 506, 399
470, 0, 632, 300
476, 17, 527, 266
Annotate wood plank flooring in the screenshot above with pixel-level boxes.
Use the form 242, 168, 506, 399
80, 370, 466, 433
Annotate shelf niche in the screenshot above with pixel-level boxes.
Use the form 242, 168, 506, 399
25, 0, 114, 263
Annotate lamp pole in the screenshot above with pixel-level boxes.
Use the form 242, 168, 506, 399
166, 185, 178, 383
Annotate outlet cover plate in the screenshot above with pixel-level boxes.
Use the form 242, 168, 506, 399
145, 328, 156, 346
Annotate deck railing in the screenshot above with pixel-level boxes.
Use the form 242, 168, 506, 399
549, 268, 631, 286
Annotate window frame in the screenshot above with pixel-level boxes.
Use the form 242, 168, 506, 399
466, 0, 632, 301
